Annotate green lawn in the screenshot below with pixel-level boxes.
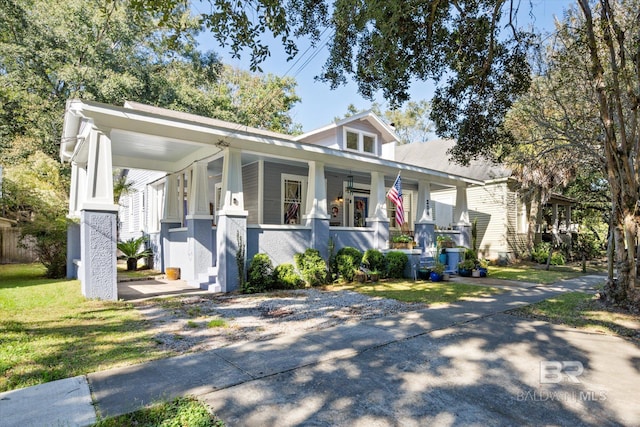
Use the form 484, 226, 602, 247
488, 262, 603, 284
92, 396, 224, 427
0, 264, 170, 392
510, 291, 640, 341
332, 279, 504, 305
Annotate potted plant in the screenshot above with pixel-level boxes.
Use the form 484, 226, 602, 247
417, 266, 431, 280
117, 236, 152, 271
370, 269, 380, 282
457, 259, 476, 277
391, 234, 414, 249
478, 259, 489, 277
430, 262, 445, 282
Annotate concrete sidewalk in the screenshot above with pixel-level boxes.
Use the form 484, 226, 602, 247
4, 274, 638, 426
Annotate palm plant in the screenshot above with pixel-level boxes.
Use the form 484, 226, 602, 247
117, 236, 152, 271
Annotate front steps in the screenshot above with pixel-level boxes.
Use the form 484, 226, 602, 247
187, 266, 221, 292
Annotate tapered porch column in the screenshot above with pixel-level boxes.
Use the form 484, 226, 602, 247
184, 161, 215, 285
78, 128, 119, 300
415, 180, 436, 254
367, 171, 390, 250
160, 173, 181, 273
304, 161, 330, 258
66, 162, 86, 279
453, 184, 471, 247
217, 148, 247, 292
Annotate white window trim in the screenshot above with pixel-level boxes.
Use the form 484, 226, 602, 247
343, 126, 378, 155
281, 173, 307, 225
387, 190, 414, 230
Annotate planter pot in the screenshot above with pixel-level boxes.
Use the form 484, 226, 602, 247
438, 253, 447, 265
472, 270, 481, 278
370, 273, 380, 282
126, 258, 138, 271
478, 267, 488, 277
417, 269, 430, 280
355, 271, 367, 282
458, 268, 472, 277
430, 272, 443, 282
166, 267, 180, 280
391, 242, 413, 249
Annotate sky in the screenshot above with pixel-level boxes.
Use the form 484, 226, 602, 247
195, 0, 574, 133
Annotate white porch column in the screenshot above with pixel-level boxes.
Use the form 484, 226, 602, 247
160, 173, 181, 273
220, 148, 245, 213
163, 174, 181, 222
217, 148, 248, 292
416, 180, 433, 223
78, 128, 119, 301
368, 171, 389, 221
188, 160, 211, 216
304, 161, 330, 258
566, 205, 572, 230
415, 180, 435, 253
453, 184, 471, 248
305, 161, 328, 220
66, 162, 85, 278
552, 203, 559, 232
367, 171, 390, 250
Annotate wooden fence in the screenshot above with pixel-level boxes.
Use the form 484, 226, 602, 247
0, 228, 38, 263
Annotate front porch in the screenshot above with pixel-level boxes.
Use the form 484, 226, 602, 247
61, 100, 477, 300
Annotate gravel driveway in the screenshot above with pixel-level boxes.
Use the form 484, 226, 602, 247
135, 288, 422, 353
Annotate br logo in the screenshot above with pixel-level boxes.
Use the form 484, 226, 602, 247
540, 361, 584, 384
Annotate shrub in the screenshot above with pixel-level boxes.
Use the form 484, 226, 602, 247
464, 248, 477, 262
531, 242, 551, 264
244, 253, 274, 293
294, 248, 328, 286
385, 251, 408, 279
273, 263, 305, 289
20, 214, 68, 278
336, 246, 363, 282
550, 251, 566, 266
362, 249, 385, 273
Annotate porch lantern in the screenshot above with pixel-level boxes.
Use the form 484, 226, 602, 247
347, 175, 354, 194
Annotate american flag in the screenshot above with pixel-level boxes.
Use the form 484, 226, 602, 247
285, 202, 299, 223
387, 173, 404, 226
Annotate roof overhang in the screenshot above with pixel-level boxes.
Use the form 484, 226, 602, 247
60, 100, 481, 187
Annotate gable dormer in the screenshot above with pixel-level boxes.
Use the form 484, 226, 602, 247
295, 111, 398, 160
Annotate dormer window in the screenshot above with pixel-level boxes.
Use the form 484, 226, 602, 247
344, 127, 377, 155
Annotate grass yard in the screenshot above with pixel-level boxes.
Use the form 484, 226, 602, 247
331, 279, 504, 305
488, 262, 604, 284
0, 264, 170, 392
92, 396, 224, 427
510, 291, 640, 341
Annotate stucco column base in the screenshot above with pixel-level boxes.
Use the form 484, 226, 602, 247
414, 221, 436, 255
160, 220, 182, 273
66, 219, 81, 279
216, 211, 248, 292
453, 222, 472, 248
185, 216, 214, 284
366, 217, 390, 250
80, 209, 117, 301
305, 216, 330, 259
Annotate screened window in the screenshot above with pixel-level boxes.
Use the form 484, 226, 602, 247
281, 174, 306, 225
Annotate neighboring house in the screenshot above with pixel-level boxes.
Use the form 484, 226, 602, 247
396, 139, 576, 261
60, 100, 481, 300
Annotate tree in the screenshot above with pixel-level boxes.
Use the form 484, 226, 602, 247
504, 1, 640, 307
126, 0, 533, 163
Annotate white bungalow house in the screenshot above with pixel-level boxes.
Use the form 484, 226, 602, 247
396, 139, 577, 262
60, 100, 480, 300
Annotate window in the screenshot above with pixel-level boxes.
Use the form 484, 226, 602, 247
363, 135, 375, 153
281, 174, 306, 225
343, 127, 378, 155
346, 131, 358, 150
